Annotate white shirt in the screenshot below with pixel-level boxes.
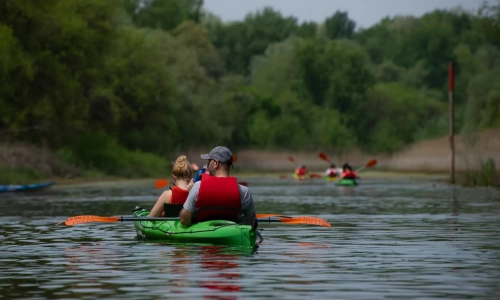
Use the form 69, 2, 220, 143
325, 168, 342, 177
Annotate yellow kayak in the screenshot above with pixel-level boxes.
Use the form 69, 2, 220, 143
323, 176, 338, 182
293, 174, 307, 181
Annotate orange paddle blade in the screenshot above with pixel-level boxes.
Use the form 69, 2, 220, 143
279, 175, 288, 179
365, 159, 377, 168
319, 152, 330, 163
233, 155, 238, 162
256, 214, 285, 218
288, 156, 295, 163
64, 215, 120, 226
257, 214, 332, 228
277, 216, 331, 228
155, 179, 170, 189
310, 173, 322, 179
191, 162, 199, 171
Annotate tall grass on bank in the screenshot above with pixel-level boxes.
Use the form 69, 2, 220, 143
0, 167, 43, 185
57, 132, 170, 178
462, 158, 499, 187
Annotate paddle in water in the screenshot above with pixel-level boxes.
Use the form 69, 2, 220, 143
61, 214, 331, 228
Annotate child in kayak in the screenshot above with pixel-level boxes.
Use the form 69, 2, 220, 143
324, 164, 342, 178
341, 163, 359, 179
149, 155, 193, 217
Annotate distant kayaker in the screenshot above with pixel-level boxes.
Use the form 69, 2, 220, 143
341, 163, 359, 179
149, 155, 193, 217
295, 165, 308, 176
324, 164, 342, 178
180, 146, 256, 226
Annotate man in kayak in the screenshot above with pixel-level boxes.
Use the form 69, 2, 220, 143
149, 155, 193, 217
179, 146, 256, 226
341, 163, 360, 179
324, 164, 342, 178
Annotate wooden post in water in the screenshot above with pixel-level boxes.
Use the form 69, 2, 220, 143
448, 62, 455, 184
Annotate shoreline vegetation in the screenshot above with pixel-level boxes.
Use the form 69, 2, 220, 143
1, 128, 498, 187
1, 1, 500, 188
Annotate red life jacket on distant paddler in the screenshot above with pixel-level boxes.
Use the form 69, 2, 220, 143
195, 174, 241, 222
296, 167, 307, 176
342, 171, 358, 179
170, 186, 189, 204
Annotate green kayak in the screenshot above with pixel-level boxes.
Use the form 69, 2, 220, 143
133, 207, 257, 247
335, 178, 357, 186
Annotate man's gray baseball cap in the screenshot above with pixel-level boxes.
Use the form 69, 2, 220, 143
201, 146, 233, 165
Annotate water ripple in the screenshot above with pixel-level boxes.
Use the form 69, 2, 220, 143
0, 178, 499, 299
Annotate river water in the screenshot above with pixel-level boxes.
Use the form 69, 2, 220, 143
1, 177, 499, 299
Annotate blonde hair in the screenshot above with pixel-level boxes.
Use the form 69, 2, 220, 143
172, 155, 193, 179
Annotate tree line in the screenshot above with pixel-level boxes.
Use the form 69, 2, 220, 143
1, 0, 499, 173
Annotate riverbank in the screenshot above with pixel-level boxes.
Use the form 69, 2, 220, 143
1, 128, 498, 186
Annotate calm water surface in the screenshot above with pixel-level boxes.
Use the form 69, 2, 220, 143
1, 177, 499, 299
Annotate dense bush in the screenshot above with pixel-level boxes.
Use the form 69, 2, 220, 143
1, 0, 500, 176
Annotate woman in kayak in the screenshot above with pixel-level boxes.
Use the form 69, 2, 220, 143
324, 164, 342, 178
341, 163, 359, 179
149, 155, 193, 217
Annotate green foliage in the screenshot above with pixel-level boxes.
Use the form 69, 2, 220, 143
413, 114, 449, 142
247, 111, 309, 150
0, 167, 43, 185
323, 11, 356, 39
1, 0, 500, 178
374, 61, 404, 83
0, 0, 121, 145
311, 108, 357, 149
121, 0, 203, 31
480, 1, 500, 49
360, 83, 446, 153
463, 158, 499, 186
209, 7, 300, 74
295, 22, 317, 38
59, 132, 169, 177
463, 68, 500, 132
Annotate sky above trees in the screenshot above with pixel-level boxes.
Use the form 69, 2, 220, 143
204, 0, 491, 29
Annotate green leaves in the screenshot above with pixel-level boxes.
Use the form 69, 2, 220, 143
1, 0, 499, 171
360, 83, 446, 152
323, 11, 356, 40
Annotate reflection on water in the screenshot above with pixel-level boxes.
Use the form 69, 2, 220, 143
1, 177, 499, 299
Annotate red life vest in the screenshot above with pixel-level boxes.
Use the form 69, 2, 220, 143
296, 167, 307, 176
195, 174, 241, 222
170, 186, 189, 204
328, 169, 336, 177
342, 171, 357, 179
